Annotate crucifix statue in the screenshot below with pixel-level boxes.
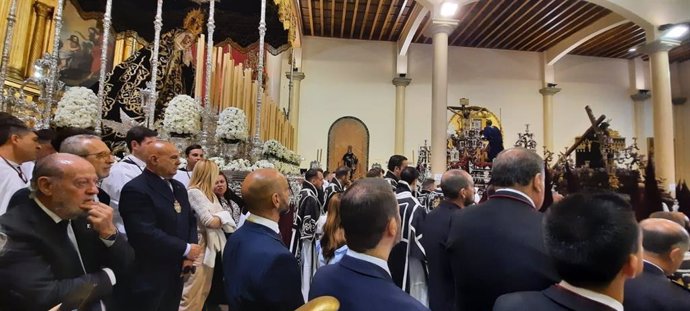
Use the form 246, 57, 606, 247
552, 106, 607, 170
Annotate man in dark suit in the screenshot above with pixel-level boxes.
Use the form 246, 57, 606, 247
624, 218, 690, 310
384, 155, 408, 190
309, 178, 429, 311
9, 134, 115, 209
223, 168, 304, 311
495, 192, 643, 311
116, 141, 201, 311
446, 148, 559, 310
420, 169, 474, 311
0, 153, 133, 311
482, 119, 504, 161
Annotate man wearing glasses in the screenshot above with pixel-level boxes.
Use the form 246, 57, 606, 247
8, 135, 115, 209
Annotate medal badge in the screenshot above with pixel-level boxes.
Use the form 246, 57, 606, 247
174, 200, 182, 213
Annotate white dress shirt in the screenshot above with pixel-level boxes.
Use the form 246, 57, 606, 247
495, 188, 536, 209
346, 249, 391, 276
247, 213, 280, 234
101, 154, 146, 233
559, 281, 623, 311
173, 169, 192, 187
0, 157, 30, 215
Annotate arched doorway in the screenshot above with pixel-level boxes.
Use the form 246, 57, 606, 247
327, 117, 369, 179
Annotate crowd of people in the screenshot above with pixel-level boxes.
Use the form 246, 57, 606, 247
1, 110, 690, 311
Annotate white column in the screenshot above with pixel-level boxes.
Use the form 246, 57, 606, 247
393, 77, 411, 155
630, 92, 651, 155
429, 20, 457, 179
539, 87, 561, 153
266, 52, 283, 103
286, 71, 305, 146
643, 39, 680, 194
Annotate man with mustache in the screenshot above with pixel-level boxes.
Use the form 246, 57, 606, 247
0, 153, 134, 311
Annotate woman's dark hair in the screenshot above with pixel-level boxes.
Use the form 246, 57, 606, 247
217, 172, 245, 212
320, 193, 345, 260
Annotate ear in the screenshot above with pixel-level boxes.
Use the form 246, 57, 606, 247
670, 247, 684, 265
387, 217, 398, 238
271, 193, 280, 209
622, 252, 643, 279
533, 172, 545, 193
36, 177, 53, 196
9, 133, 20, 145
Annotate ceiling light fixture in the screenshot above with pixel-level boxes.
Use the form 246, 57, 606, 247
440, 2, 459, 17
628, 47, 637, 52
662, 24, 689, 39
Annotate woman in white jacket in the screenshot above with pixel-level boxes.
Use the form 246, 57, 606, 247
179, 160, 236, 311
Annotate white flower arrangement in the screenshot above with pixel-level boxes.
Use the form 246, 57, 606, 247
162, 95, 201, 135
207, 156, 226, 169
223, 159, 253, 172
262, 139, 301, 165
216, 107, 249, 142
251, 160, 275, 170
178, 158, 188, 169
53, 86, 100, 128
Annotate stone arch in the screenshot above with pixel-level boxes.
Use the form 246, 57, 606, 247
327, 116, 370, 179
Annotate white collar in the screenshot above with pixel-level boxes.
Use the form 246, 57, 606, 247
495, 188, 536, 209
643, 260, 667, 275
124, 154, 146, 168
558, 281, 623, 311
34, 198, 64, 223
247, 213, 280, 234
346, 249, 391, 276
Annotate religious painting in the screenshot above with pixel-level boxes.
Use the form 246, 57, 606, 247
58, 1, 114, 87
327, 117, 369, 180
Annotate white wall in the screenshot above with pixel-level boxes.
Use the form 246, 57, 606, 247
296, 36, 650, 169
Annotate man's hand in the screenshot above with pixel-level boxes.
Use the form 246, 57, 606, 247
81, 202, 117, 239
187, 243, 202, 260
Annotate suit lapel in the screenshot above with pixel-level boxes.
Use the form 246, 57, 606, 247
543, 285, 617, 311
143, 169, 175, 203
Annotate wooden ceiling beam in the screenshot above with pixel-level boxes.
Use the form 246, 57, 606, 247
575, 24, 639, 55
450, 0, 491, 46
459, 0, 507, 46
379, 0, 398, 40
341, 0, 348, 38
369, 0, 386, 40
397, 3, 428, 54
359, 0, 372, 39
521, 4, 600, 51
413, 14, 431, 43
598, 31, 645, 57
387, 0, 409, 41
506, 0, 579, 50
330, 0, 335, 36
572, 23, 632, 54
532, 8, 611, 52
307, 0, 315, 36
475, 0, 532, 47
350, 0, 360, 38
492, 0, 559, 49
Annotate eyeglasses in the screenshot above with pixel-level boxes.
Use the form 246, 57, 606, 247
81, 152, 112, 160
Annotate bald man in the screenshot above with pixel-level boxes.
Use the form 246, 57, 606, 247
0, 153, 133, 311
223, 168, 305, 311
116, 141, 200, 311
420, 169, 474, 311
624, 218, 690, 311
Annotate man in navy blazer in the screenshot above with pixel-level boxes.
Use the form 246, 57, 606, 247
223, 168, 304, 311
624, 218, 690, 311
420, 169, 474, 311
446, 148, 559, 310
116, 141, 201, 311
495, 192, 643, 311
309, 178, 429, 311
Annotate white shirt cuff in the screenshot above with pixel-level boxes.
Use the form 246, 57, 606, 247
102, 268, 116, 285
183, 243, 191, 257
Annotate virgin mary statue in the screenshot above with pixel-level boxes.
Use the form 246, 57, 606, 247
100, 9, 205, 143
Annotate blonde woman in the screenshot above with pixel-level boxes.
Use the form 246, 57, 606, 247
180, 160, 236, 311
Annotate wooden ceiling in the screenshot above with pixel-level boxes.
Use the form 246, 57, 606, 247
299, 0, 690, 63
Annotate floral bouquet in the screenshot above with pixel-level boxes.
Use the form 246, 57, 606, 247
262, 139, 283, 159
252, 160, 275, 170
207, 156, 226, 169
216, 107, 249, 143
53, 87, 100, 128
223, 159, 253, 172
162, 95, 201, 136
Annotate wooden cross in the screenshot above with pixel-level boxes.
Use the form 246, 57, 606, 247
551, 106, 606, 170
